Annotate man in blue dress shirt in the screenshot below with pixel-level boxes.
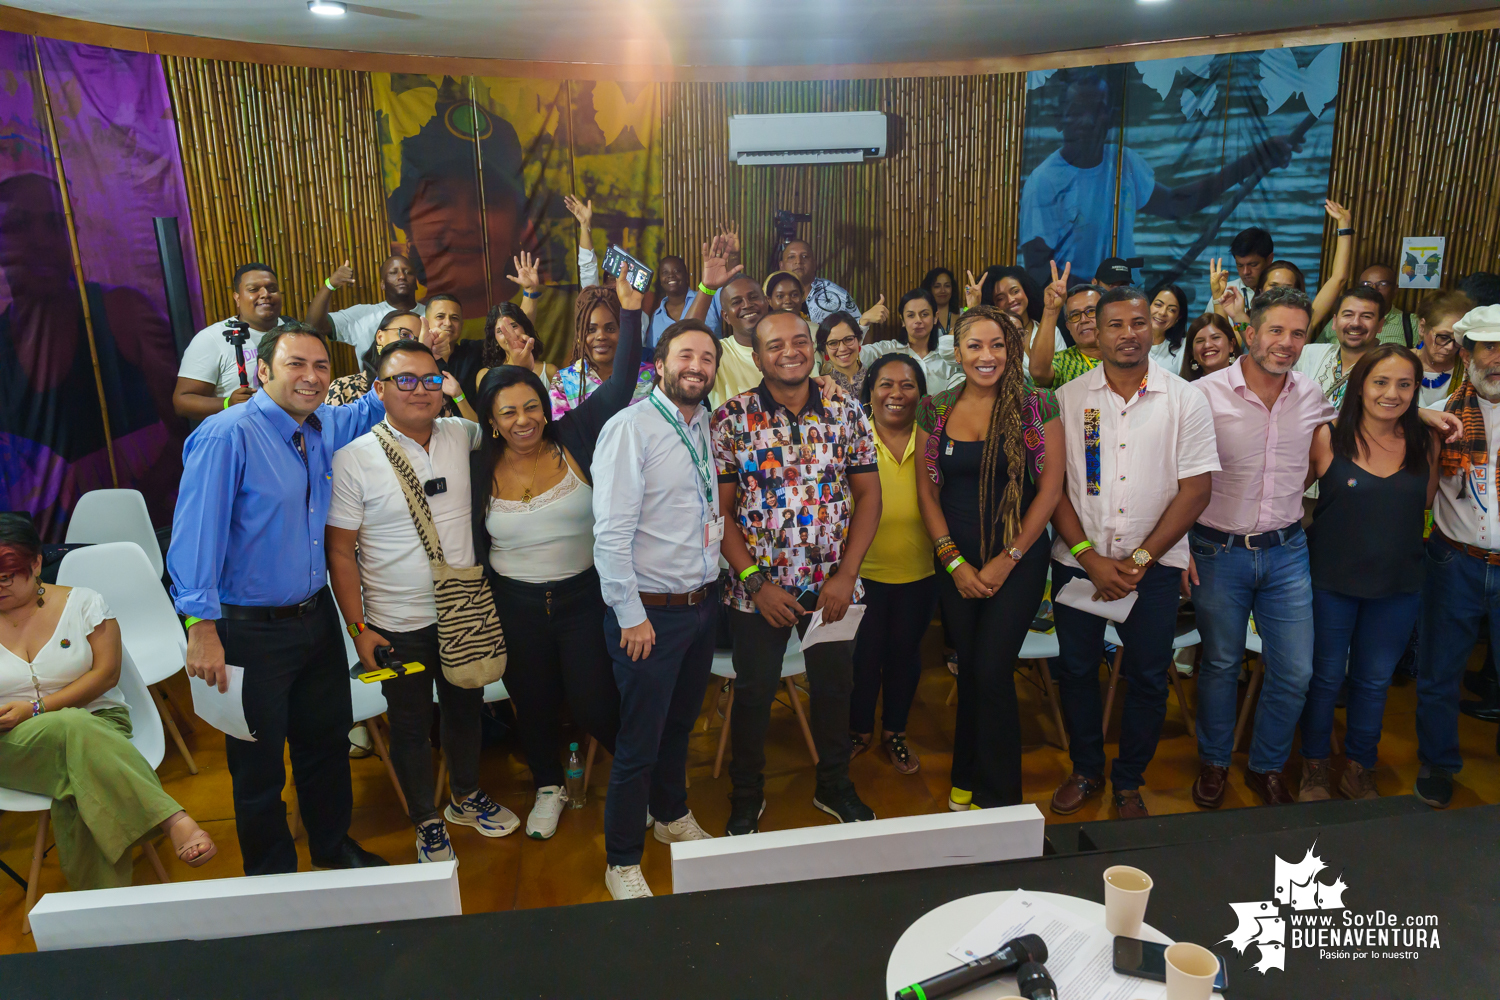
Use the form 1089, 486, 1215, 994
168, 322, 390, 875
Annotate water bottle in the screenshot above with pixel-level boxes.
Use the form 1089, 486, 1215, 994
565, 742, 586, 809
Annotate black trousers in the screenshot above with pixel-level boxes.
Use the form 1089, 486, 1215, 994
850, 576, 938, 735
375, 622, 484, 825
727, 591, 855, 804
492, 567, 620, 789
937, 534, 1049, 807
217, 591, 352, 875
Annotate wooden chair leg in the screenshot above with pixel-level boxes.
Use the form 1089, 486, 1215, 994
1233, 661, 1265, 753
366, 715, 410, 818
584, 736, 598, 789
286, 781, 305, 841
785, 676, 820, 765
1101, 647, 1125, 741
158, 682, 195, 734
713, 685, 734, 779
433, 753, 448, 809
152, 684, 198, 775
1033, 659, 1070, 751
1168, 661, 1196, 738
22, 811, 48, 936
144, 840, 171, 883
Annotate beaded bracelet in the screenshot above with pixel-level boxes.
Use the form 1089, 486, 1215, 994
30, 699, 45, 717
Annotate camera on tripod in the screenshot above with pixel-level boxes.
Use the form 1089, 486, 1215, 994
771, 209, 812, 269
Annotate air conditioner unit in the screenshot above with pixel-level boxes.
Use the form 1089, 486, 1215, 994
728, 111, 887, 166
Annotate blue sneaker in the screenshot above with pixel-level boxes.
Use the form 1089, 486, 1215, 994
446, 789, 521, 838
416, 819, 455, 864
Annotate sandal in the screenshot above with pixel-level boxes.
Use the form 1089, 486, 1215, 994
849, 732, 872, 760
174, 828, 218, 868
883, 733, 920, 775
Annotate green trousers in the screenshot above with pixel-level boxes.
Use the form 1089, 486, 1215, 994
0, 706, 182, 890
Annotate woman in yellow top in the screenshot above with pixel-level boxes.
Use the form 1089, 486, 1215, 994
849, 354, 935, 774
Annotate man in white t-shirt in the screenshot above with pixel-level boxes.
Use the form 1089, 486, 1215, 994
1019, 71, 1301, 291
173, 262, 286, 419
305, 254, 425, 358
326, 338, 518, 864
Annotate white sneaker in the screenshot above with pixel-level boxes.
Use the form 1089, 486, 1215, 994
526, 785, 567, 839
605, 864, 653, 900
652, 810, 713, 845
445, 790, 521, 838
416, 819, 455, 864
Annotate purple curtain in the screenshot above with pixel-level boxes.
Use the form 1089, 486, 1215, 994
0, 35, 198, 538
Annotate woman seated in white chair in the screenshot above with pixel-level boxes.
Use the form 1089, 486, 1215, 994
0, 514, 216, 889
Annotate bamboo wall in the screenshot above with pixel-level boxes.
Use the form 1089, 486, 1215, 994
661, 75, 1027, 318
162, 57, 388, 373
1324, 29, 1500, 312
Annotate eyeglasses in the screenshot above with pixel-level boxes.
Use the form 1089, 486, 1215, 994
825, 334, 860, 351
1362, 279, 1395, 290
378, 327, 418, 340
1066, 306, 1098, 324
1432, 333, 1456, 348
380, 373, 444, 391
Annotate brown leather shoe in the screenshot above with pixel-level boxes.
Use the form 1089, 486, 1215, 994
1297, 758, 1332, 802
1050, 772, 1106, 815
1113, 789, 1149, 819
1246, 768, 1295, 805
1338, 760, 1379, 800
1192, 763, 1229, 809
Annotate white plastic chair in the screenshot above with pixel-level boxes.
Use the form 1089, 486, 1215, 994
3, 647, 169, 935
64, 489, 163, 579
708, 630, 817, 779
1101, 622, 1201, 740
56, 543, 198, 773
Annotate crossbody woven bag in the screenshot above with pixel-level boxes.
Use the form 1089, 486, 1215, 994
372, 422, 506, 688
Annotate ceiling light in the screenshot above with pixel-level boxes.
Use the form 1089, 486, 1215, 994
307, 1, 347, 15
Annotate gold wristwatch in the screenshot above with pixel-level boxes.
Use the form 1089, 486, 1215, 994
1131, 548, 1153, 568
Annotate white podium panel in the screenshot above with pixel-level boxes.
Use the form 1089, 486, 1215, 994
671, 804, 1044, 894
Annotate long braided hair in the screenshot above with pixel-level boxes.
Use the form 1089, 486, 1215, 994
566, 285, 622, 406
951, 304, 1028, 563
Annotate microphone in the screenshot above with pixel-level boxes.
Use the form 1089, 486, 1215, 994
893, 934, 1047, 1000
1015, 961, 1059, 1000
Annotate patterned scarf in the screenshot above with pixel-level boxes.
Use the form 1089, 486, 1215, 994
1440, 368, 1487, 481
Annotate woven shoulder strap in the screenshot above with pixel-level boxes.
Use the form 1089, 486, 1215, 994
371, 422, 445, 565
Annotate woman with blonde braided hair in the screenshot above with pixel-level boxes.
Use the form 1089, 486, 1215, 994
915, 304, 1065, 809
547, 284, 656, 417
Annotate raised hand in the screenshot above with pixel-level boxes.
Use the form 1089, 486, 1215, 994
717, 220, 741, 257
615, 267, 645, 312
700, 234, 744, 290
507, 250, 541, 293
1043, 260, 1071, 313
441, 370, 463, 399
326, 259, 356, 290
1324, 199, 1352, 229
1209, 257, 1229, 301
563, 194, 593, 231
859, 293, 888, 327
964, 269, 983, 310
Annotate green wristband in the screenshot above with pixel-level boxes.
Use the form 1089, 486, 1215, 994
324, 277, 336, 291
223, 396, 232, 410
944, 555, 966, 574
184, 616, 205, 629
697, 281, 714, 296
1070, 539, 1094, 557
738, 564, 762, 581
454, 393, 466, 403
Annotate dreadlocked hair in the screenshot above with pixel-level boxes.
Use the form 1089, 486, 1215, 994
951, 304, 1028, 563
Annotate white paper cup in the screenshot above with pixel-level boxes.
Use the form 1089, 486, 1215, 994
1103, 864, 1153, 936
1165, 942, 1219, 1000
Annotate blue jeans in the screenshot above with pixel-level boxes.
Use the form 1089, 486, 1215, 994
1052, 561, 1178, 791
603, 592, 718, 867
1189, 526, 1315, 774
1417, 537, 1500, 774
1300, 588, 1421, 768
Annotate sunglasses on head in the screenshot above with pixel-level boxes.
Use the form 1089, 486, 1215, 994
380, 373, 444, 391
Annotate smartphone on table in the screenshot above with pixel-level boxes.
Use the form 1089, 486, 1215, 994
1113, 936, 1228, 991
601, 244, 653, 292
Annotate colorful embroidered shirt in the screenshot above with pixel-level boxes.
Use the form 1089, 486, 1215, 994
1049, 346, 1102, 388
713, 381, 879, 612
913, 381, 1059, 489
547, 359, 656, 417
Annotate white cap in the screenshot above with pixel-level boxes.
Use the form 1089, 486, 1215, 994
1455, 304, 1500, 342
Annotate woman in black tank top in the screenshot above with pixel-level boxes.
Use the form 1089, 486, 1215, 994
1298, 346, 1440, 802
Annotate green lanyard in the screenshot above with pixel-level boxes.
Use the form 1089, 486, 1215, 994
649, 393, 715, 508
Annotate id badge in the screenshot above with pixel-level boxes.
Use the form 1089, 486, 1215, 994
703, 516, 725, 546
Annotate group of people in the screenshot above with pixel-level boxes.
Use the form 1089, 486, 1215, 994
6, 198, 1499, 907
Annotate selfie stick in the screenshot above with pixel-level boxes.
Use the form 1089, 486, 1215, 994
223, 319, 252, 389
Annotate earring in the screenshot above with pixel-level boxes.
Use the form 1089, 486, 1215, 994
36, 583, 45, 608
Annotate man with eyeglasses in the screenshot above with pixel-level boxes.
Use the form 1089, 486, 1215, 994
1029, 280, 1103, 389
326, 339, 518, 863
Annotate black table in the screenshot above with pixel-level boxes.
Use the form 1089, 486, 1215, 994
5, 804, 1494, 999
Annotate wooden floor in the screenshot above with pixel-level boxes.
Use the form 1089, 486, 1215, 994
3, 629, 1497, 955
